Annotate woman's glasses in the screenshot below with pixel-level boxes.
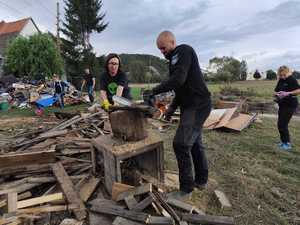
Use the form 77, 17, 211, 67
109, 62, 119, 66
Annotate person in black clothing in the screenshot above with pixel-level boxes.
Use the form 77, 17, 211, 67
274, 65, 300, 150
81, 68, 96, 103
53, 74, 68, 108
150, 31, 211, 199
100, 53, 131, 110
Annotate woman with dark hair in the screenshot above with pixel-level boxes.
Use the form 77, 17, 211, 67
274, 65, 300, 150
100, 53, 131, 110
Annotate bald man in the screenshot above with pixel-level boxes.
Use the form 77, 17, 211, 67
151, 31, 211, 199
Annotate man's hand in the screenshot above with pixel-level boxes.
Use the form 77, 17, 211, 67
101, 99, 111, 111
142, 89, 156, 107
276, 91, 290, 99
162, 106, 175, 122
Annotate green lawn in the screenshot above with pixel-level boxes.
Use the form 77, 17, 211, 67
159, 117, 300, 225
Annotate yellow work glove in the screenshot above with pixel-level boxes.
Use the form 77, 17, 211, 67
101, 99, 111, 111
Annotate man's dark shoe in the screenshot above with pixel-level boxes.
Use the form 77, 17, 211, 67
194, 182, 208, 190
167, 190, 192, 201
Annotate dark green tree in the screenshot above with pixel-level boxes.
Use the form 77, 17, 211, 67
240, 60, 248, 80
61, 0, 108, 86
208, 56, 246, 82
5, 34, 63, 79
253, 70, 261, 80
266, 69, 277, 80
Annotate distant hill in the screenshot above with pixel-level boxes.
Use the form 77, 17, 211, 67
119, 54, 168, 83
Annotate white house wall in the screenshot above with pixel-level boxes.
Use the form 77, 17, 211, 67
20, 20, 39, 37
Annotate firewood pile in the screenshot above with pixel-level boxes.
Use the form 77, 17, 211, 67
0, 111, 110, 224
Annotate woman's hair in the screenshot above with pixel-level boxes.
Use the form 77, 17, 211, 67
277, 65, 291, 78
105, 53, 122, 74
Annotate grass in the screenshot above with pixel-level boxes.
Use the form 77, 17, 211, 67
159, 117, 300, 225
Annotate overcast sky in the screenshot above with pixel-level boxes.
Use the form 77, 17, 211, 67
1, 0, 300, 71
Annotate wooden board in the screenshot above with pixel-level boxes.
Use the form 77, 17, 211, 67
116, 183, 152, 202
7, 192, 17, 213
131, 195, 153, 212
17, 193, 63, 209
18, 204, 78, 214
113, 217, 143, 225
0, 150, 55, 169
52, 162, 86, 220
223, 113, 257, 131
214, 107, 238, 129
124, 195, 138, 210
90, 200, 150, 223
79, 177, 100, 202
111, 183, 135, 201
214, 190, 232, 210
181, 213, 234, 225
59, 218, 83, 225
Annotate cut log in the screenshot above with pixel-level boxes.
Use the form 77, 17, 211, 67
109, 110, 148, 141
51, 162, 86, 220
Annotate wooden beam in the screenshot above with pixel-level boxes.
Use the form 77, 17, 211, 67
17, 193, 63, 209
166, 198, 204, 215
116, 183, 152, 202
180, 214, 234, 225
131, 195, 153, 212
0, 150, 55, 169
51, 162, 86, 220
90, 199, 150, 223
113, 217, 143, 225
148, 216, 174, 225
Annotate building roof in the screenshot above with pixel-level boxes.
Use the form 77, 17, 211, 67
0, 17, 31, 35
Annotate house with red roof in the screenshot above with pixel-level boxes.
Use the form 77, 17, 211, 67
0, 17, 39, 76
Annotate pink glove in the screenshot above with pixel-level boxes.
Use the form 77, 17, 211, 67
277, 91, 290, 98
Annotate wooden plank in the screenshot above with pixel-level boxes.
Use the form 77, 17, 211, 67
214, 190, 232, 210
7, 192, 17, 213
18, 204, 78, 214
51, 162, 86, 220
0, 150, 56, 169
111, 182, 135, 201
148, 216, 174, 225
79, 177, 100, 202
116, 183, 152, 202
59, 218, 83, 225
166, 198, 204, 214
90, 199, 150, 223
124, 195, 138, 210
17, 193, 63, 209
0, 192, 32, 208
113, 217, 143, 225
131, 195, 153, 212
181, 214, 234, 225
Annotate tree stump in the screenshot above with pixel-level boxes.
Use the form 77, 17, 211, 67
109, 109, 148, 141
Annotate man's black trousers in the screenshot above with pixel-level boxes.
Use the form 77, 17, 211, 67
173, 100, 211, 193
277, 106, 296, 143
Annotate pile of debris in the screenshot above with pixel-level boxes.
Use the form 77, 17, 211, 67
0, 78, 90, 111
